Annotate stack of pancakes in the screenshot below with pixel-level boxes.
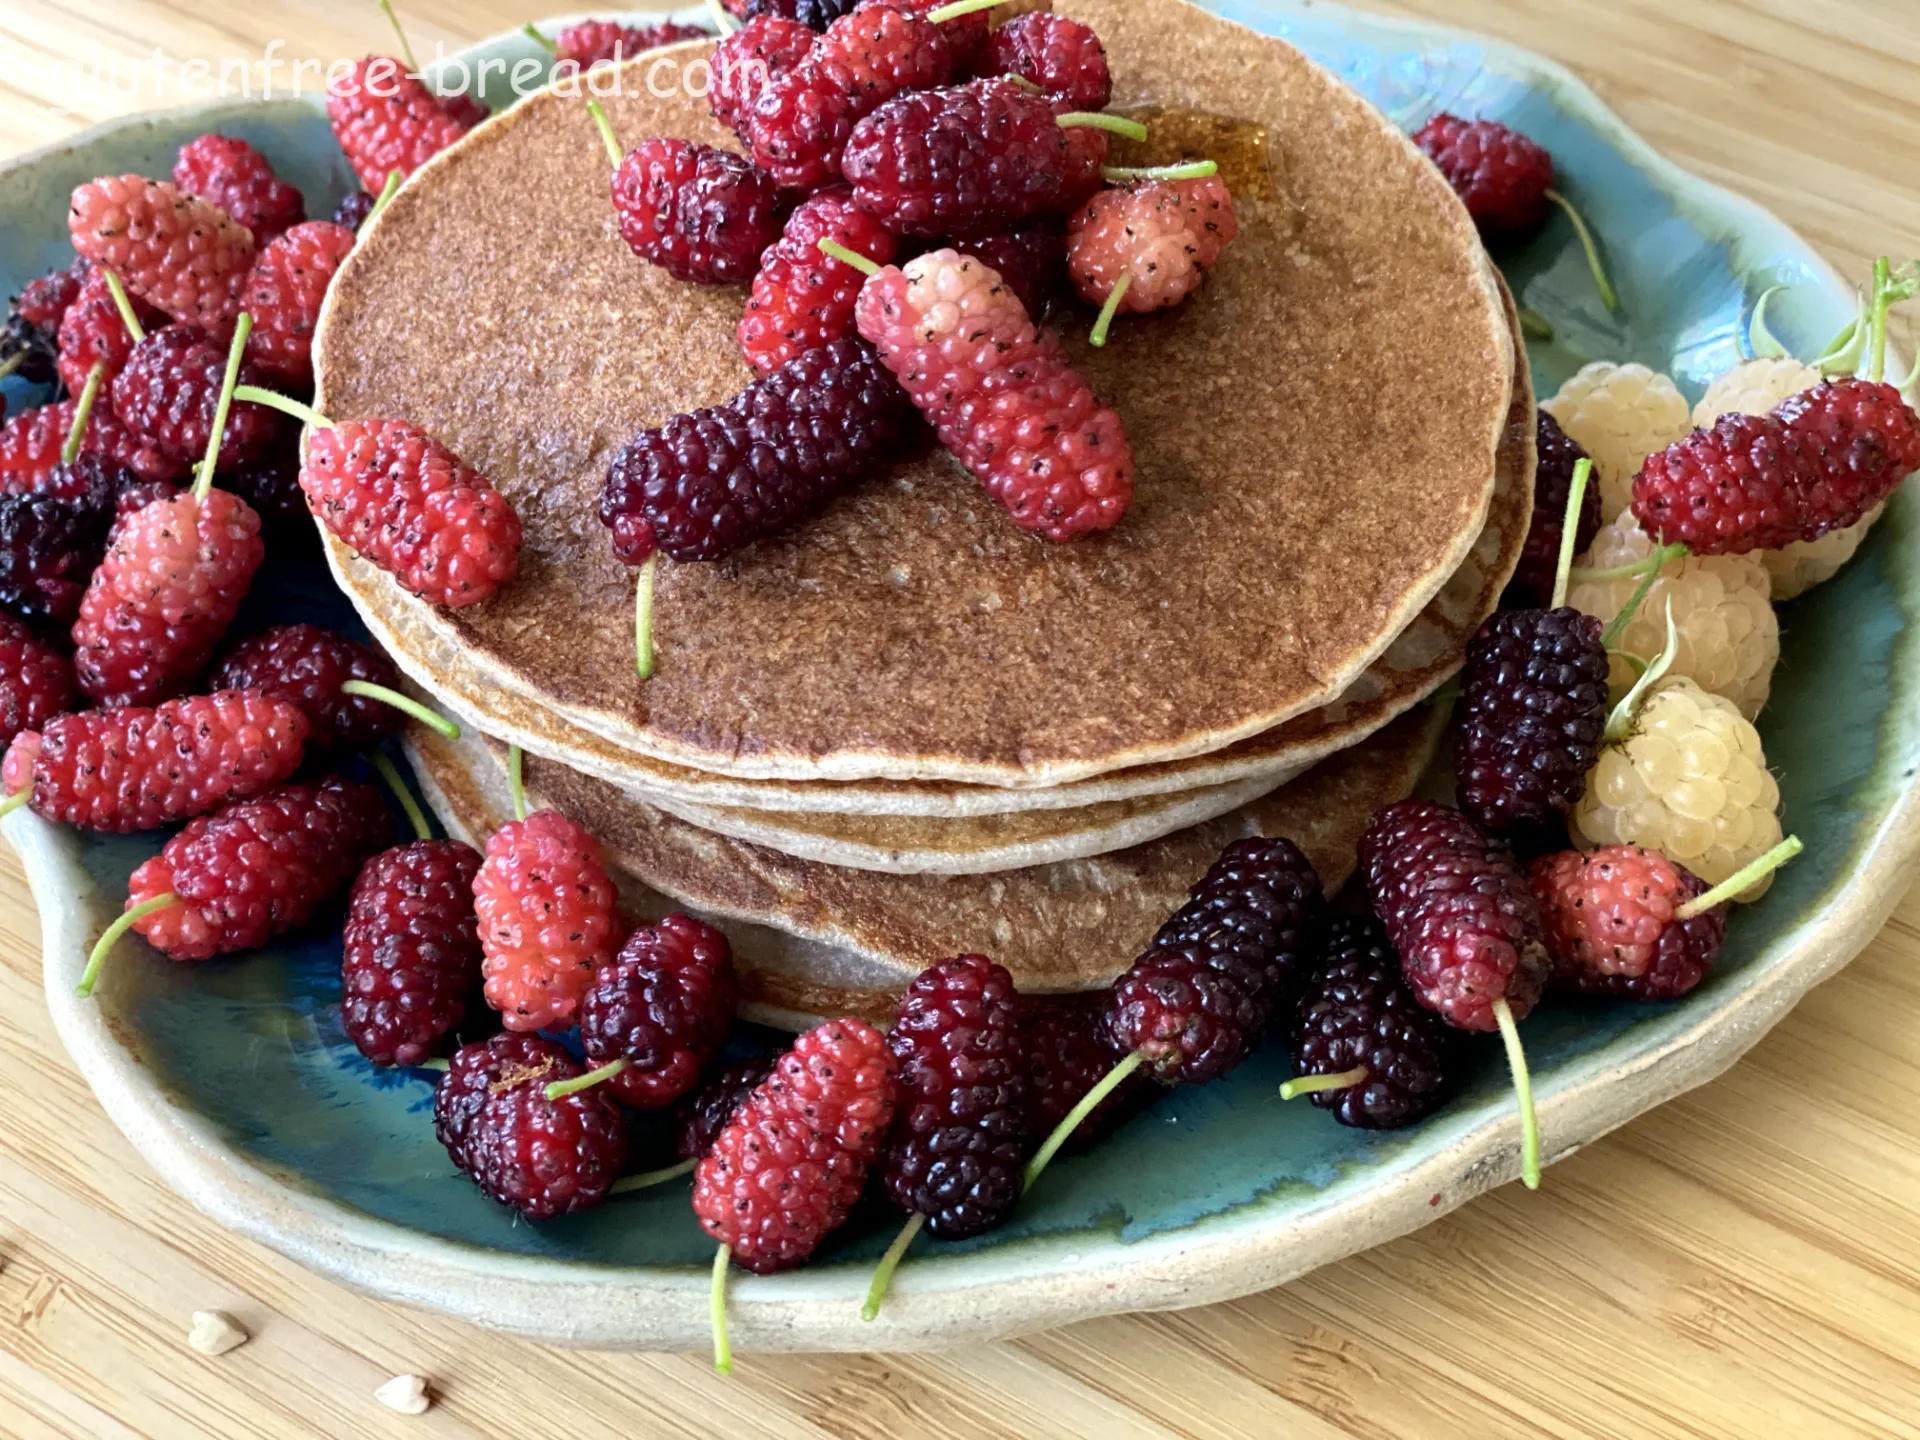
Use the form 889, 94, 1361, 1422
310, 0, 1534, 1025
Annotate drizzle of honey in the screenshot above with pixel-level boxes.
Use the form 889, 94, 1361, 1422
1106, 105, 1280, 202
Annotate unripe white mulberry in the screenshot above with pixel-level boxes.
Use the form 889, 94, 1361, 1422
1573, 678, 1784, 899
1543, 362, 1693, 519
1689, 356, 1822, 429
1567, 514, 1778, 719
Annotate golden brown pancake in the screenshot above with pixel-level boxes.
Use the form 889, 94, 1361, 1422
332, 285, 1533, 841
404, 703, 1446, 1026
317, 0, 1512, 787
633, 327, 1530, 869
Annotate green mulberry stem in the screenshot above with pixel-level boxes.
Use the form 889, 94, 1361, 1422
1056, 112, 1149, 142
860, 1211, 926, 1322
339, 680, 461, 741
1089, 272, 1131, 349
234, 385, 334, 430
1100, 160, 1217, 183
507, 745, 528, 822
816, 238, 882, 276
61, 362, 105, 466
1675, 836, 1803, 918
101, 268, 147, 344
368, 751, 432, 843
378, 0, 420, 73
1569, 540, 1688, 585
1599, 559, 1667, 652
927, 0, 1001, 22
586, 98, 625, 168
1549, 458, 1591, 610
1021, 1049, 1144, 1192
544, 1057, 629, 1101
609, 1158, 697, 1195
1869, 255, 1893, 384
634, 555, 659, 681
77, 892, 178, 999
1543, 188, 1619, 313
1278, 1066, 1368, 1100
193, 313, 253, 502
1603, 596, 1679, 743
711, 1246, 734, 1374
365, 169, 404, 228
1492, 998, 1540, 1191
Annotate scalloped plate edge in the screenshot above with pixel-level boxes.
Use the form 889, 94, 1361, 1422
12, 1, 1918, 1352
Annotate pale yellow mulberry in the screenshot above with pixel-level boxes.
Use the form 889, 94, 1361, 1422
1543, 362, 1693, 519
1689, 356, 1822, 429
1573, 678, 1784, 899
1567, 514, 1778, 719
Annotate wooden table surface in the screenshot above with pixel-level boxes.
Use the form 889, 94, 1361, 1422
2, 2, 1918, 1436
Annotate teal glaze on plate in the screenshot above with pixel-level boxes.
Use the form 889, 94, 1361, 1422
10, 1, 1919, 1350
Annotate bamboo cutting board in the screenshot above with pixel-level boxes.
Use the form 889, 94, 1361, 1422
0, 2, 1917, 1435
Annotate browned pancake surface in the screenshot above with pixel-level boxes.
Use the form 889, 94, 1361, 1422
510, 705, 1444, 990
406, 707, 1442, 1022
342, 287, 1532, 841
316, 0, 1509, 786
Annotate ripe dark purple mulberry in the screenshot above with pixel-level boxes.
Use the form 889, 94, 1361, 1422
1018, 993, 1147, 1153
332, 190, 376, 234
1107, 938, 1269, 1084
1504, 411, 1601, 610
1105, 835, 1328, 1085
577, 914, 739, 1110
599, 337, 909, 565
1152, 835, 1327, 1012
1453, 607, 1610, 835
1287, 916, 1452, 1129
844, 78, 1094, 236
958, 218, 1068, 318
746, 0, 861, 29
224, 434, 310, 539
674, 1056, 776, 1162
434, 1032, 628, 1218
880, 954, 1028, 1240
1360, 800, 1550, 1033
210, 623, 405, 751
342, 839, 486, 1066
0, 455, 152, 628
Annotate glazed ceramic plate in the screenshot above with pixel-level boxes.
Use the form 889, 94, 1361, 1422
8, 3, 1916, 1352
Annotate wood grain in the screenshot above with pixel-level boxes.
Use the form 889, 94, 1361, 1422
2, 3, 1919, 1436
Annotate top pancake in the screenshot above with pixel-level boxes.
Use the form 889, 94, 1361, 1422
313, 0, 1512, 787
335, 290, 1532, 870
323, 297, 1528, 843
